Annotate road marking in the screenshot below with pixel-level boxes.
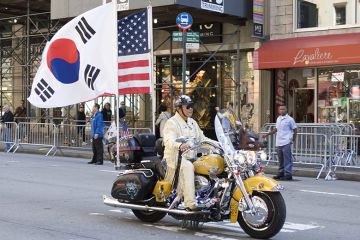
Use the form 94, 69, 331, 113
141, 220, 320, 237
300, 189, 360, 198
89, 212, 104, 216
195, 232, 238, 240
109, 209, 125, 213
283, 222, 319, 230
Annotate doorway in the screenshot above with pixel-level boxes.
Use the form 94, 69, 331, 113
292, 88, 315, 123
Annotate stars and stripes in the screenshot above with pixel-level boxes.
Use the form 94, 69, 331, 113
117, 9, 151, 95
121, 119, 130, 137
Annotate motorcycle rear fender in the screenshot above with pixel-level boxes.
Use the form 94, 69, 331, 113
229, 176, 282, 223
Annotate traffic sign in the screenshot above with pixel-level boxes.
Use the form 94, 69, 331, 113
172, 32, 200, 43
176, 12, 193, 31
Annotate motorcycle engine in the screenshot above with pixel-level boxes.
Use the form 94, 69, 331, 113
194, 175, 211, 197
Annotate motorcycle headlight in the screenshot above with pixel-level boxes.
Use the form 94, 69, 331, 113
233, 151, 246, 165
246, 151, 257, 166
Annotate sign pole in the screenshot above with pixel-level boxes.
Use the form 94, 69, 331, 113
176, 12, 193, 95
182, 29, 187, 95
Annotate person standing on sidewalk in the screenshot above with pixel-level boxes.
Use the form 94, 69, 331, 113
88, 103, 104, 165
77, 105, 87, 145
1, 105, 14, 151
263, 105, 297, 181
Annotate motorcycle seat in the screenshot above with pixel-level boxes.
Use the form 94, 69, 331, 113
140, 157, 166, 179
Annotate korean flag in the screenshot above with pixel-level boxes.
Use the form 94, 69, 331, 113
28, 2, 118, 108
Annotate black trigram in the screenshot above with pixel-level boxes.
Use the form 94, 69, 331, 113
34, 79, 55, 102
75, 17, 96, 44
84, 65, 100, 90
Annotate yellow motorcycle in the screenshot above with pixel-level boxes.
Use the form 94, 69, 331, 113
103, 109, 286, 239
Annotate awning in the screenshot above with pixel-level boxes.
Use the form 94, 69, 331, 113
254, 32, 360, 69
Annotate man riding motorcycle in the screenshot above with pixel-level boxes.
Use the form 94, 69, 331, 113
163, 95, 216, 211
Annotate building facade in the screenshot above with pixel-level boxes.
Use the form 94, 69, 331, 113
256, 0, 360, 128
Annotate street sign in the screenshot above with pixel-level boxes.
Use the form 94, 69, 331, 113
186, 43, 200, 49
172, 32, 200, 43
176, 12, 193, 31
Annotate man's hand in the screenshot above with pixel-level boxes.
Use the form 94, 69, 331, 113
94, 134, 99, 139
179, 143, 190, 152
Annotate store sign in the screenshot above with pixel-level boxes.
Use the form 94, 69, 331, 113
192, 23, 222, 44
293, 48, 334, 66
331, 72, 344, 82
253, 0, 264, 38
104, 0, 129, 11
201, 0, 224, 13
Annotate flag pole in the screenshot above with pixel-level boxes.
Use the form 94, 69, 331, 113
147, 4, 155, 135
110, 0, 121, 170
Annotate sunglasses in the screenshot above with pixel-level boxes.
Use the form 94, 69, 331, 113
185, 104, 194, 109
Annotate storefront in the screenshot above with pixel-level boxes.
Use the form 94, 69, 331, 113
255, 32, 360, 128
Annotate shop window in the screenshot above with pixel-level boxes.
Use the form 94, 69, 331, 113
317, 66, 360, 127
335, 5, 346, 25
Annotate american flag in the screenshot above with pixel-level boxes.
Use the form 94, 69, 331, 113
118, 9, 152, 95
121, 119, 130, 137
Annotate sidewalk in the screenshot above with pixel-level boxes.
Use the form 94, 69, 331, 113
5, 146, 360, 181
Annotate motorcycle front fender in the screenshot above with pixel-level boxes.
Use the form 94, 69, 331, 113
229, 175, 283, 223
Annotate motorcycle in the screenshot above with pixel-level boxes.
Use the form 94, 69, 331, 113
103, 109, 286, 239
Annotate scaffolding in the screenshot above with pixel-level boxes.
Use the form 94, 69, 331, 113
0, 1, 253, 132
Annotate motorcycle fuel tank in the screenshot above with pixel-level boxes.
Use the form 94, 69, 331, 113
193, 154, 224, 175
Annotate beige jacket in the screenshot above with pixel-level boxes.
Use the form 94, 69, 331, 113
163, 112, 211, 182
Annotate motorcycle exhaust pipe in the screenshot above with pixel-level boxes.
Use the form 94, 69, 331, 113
103, 195, 202, 215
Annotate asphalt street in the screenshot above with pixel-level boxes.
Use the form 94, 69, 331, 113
0, 152, 359, 240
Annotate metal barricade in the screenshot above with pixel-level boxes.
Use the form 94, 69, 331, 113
14, 122, 56, 156
56, 124, 92, 151
326, 134, 360, 180
263, 132, 328, 179
0, 122, 17, 152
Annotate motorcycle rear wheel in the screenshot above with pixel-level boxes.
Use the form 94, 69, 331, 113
237, 191, 286, 239
132, 210, 167, 223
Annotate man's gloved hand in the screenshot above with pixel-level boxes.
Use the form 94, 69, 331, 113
179, 143, 190, 152
94, 134, 99, 139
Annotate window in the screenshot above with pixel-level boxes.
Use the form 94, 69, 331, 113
297, 0, 318, 28
295, 0, 357, 29
335, 5, 346, 25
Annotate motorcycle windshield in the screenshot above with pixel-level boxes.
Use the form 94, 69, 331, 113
214, 109, 239, 155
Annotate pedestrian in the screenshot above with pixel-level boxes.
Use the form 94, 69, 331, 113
1, 105, 14, 151
102, 102, 112, 127
77, 105, 87, 146
155, 102, 171, 138
14, 100, 27, 140
118, 101, 126, 119
263, 105, 297, 180
88, 103, 104, 165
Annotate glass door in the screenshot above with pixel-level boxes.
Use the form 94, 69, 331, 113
292, 88, 315, 123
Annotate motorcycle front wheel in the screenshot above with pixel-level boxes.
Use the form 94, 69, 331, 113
237, 191, 286, 239
132, 209, 166, 223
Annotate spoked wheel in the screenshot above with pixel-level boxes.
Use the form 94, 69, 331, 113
132, 210, 166, 223
237, 192, 286, 239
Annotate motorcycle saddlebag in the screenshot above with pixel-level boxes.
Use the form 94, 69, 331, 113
134, 133, 156, 156
112, 136, 143, 164
111, 169, 157, 201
